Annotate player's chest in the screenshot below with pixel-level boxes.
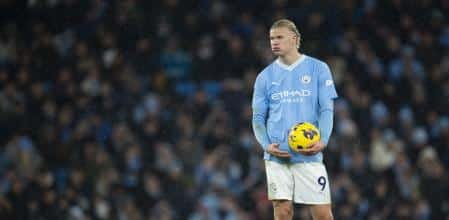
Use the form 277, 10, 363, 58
268, 71, 318, 104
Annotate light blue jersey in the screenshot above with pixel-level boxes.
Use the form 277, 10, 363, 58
252, 55, 338, 163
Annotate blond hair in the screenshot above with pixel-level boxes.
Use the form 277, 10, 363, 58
270, 19, 301, 49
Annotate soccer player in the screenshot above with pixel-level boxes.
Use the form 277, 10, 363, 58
252, 19, 338, 220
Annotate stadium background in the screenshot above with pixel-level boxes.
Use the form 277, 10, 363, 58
0, 0, 448, 219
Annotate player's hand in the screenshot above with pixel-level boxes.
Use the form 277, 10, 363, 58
266, 143, 291, 158
297, 141, 326, 156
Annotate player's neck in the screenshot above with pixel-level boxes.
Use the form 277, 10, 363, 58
279, 51, 302, 66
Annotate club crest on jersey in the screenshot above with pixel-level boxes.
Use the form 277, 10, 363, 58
301, 74, 311, 84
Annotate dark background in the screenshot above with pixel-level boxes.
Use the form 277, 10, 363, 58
0, 0, 448, 219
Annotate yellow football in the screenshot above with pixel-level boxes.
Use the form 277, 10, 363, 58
288, 122, 320, 152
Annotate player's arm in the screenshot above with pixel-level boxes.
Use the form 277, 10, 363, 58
297, 101, 333, 155
317, 63, 338, 146
251, 74, 271, 151
299, 63, 338, 155
252, 75, 291, 158
318, 99, 334, 145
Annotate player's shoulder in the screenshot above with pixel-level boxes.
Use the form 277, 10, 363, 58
304, 55, 329, 69
303, 55, 331, 77
256, 61, 277, 79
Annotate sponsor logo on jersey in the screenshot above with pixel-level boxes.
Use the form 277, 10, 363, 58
271, 90, 311, 100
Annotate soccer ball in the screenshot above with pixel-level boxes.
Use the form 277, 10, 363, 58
288, 122, 320, 152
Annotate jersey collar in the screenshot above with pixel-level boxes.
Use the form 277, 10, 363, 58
275, 54, 306, 71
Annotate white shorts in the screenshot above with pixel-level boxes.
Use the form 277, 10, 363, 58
265, 160, 331, 204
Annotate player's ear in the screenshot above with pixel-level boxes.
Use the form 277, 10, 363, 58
296, 35, 300, 49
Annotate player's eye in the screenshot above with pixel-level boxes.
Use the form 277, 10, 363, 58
270, 36, 283, 40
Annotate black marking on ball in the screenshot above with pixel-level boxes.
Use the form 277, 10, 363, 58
302, 129, 318, 140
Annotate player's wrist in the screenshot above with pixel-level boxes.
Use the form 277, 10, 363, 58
320, 139, 328, 147
264, 143, 272, 151
279, 142, 288, 150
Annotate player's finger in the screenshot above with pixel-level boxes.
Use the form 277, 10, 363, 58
276, 151, 291, 157
297, 148, 311, 153
272, 147, 289, 154
297, 148, 314, 155
306, 146, 318, 152
273, 149, 288, 154
307, 142, 317, 149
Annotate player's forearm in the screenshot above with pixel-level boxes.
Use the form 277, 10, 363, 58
252, 118, 271, 151
318, 109, 334, 146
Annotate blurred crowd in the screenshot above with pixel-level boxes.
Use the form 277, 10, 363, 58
0, 0, 448, 219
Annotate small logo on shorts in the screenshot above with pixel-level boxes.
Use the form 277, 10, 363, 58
269, 182, 277, 193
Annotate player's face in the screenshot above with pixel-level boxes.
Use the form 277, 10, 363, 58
270, 27, 297, 56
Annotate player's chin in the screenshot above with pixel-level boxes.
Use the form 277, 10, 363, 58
272, 50, 283, 55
